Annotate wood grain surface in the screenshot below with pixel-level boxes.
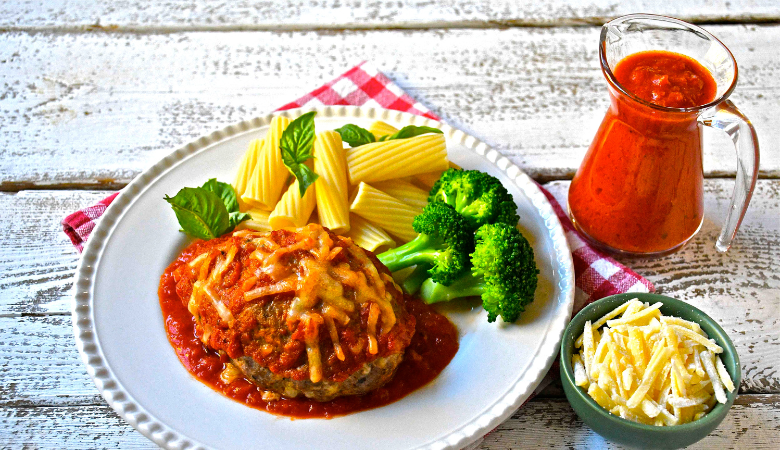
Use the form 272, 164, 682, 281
0, 180, 776, 416
2, 2, 779, 447
1, 396, 778, 449
1, 1, 779, 30
481, 395, 780, 450
1, 24, 778, 189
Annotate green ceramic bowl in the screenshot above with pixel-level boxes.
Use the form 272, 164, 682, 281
560, 293, 741, 449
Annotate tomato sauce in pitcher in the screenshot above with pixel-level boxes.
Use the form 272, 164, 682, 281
614, 51, 717, 108
568, 51, 718, 254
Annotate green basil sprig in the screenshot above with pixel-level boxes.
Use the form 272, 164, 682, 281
334, 124, 377, 147
280, 111, 319, 197
380, 125, 443, 141
164, 179, 251, 240
335, 124, 443, 147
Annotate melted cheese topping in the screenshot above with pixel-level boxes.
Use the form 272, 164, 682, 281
220, 362, 242, 384
243, 278, 297, 301
325, 316, 346, 361
186, 224, 399, 384
210, 245, 237, 283
367, 303, 380, 355
187, 245, 238, 342
252, 224, 398, 383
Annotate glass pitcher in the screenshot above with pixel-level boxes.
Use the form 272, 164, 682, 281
568, 14, 759, 256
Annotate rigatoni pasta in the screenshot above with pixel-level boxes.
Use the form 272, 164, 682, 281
412, 170, 446, 190
240, 208, 272, 233
412, 163, 461, 190
313, 130, 350, 233
368, 121, 398, 140
268, 179, 317, 230
372, 179, 429, 212
344, 214, 396, 253
346, 133, 448, 184
231, 115, 462, 254
242, 116, 291, 210
233, 138, 264, 201
350, 182, 418, 242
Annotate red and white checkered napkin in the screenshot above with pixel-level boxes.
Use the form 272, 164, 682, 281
62, 61, 653, 443
62, 192, 118, 253
538, 186, 655, 313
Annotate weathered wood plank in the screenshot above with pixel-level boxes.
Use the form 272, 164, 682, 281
0, 315, 101, 407
479, 395, 780, 450
0, 191, 99, 315
0, 0, 778, 30
1, 396, 778, 449
0, 405, 154, 449
1, 25, 778, 188
0, 181, 776, 412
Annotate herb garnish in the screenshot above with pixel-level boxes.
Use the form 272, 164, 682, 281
335, 124, 443, 146
280, 111, 319, 197
164, 179, 250, 240
380, 125, 443, 141
334, 124, 377, 147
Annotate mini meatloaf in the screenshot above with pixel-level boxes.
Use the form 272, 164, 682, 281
171, 223, 416, 401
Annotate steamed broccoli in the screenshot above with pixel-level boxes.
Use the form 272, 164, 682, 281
428, 168, 519, 230
400, 264, 432, 295
419, 222, 539, 323
377, 202, 473, 286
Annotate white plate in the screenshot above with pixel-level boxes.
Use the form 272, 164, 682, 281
73, 106, 574, 450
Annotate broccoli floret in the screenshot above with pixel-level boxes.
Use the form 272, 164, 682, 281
428, 168, 519, 230
419, 222, 539, 323
400, 264, 431, 295
377, 202, 473, 285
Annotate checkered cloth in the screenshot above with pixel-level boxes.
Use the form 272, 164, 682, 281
278, 64, 438, 121
538, 186, 654, 313
62, 192, 119, 253
62, 61, 653, 445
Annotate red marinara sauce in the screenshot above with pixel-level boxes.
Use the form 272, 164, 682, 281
568, 51, 717, 253
159, 250, 459, 419
613, 50, 717, 108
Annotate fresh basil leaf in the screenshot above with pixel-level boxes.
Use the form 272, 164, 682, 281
280, 111, 319, 196
290, 164, 319, 197
335, 124, 376, 147
228, 211, 252, 231
201, 178, 240, 213
384, 125, 443, 141
164, 187, 230, 240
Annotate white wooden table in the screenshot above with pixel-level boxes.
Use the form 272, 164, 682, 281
1, 1, 778, 448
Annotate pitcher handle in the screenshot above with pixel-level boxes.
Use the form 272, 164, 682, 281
699, 100, 760, 252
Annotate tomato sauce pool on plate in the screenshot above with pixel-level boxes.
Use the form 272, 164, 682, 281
159, 255, 459, 419
568, 50, 718, 254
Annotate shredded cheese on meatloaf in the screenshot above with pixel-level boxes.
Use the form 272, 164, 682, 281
185, 223, 401, 384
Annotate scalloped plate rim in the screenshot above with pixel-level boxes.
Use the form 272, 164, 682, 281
72, 105, 575, 450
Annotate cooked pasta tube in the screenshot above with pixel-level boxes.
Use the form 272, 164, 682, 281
345, 214, 396, 253
241, 116, 291, 210
350, 183, 418, 242
268, 180, 317, 230
313, 130, 350, 233
346, 133, 448, 184
411, 170, 445, 190
238, 208, 272, 232
233, 138, 264, 202
372, 179, 428, 212
368, 121, 398, 140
